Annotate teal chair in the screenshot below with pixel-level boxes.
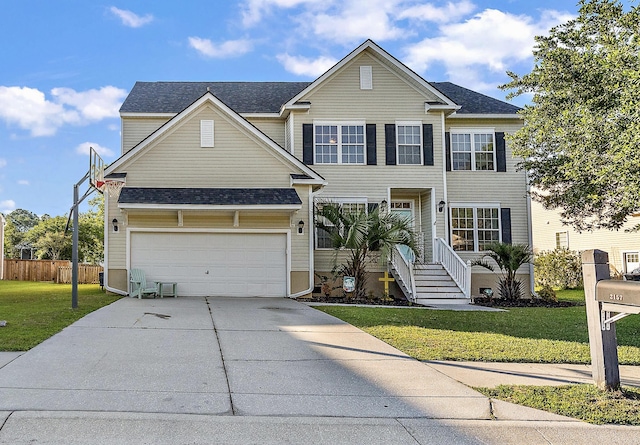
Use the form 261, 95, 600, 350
129, 269, 158, 299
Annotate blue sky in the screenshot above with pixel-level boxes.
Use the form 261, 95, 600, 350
0, 0, 580, 217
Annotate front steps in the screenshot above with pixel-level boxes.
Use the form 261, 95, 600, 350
391, 263, 470, 305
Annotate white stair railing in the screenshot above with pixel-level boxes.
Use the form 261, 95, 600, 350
390, 245, 417, 302
433, 238, 471, 298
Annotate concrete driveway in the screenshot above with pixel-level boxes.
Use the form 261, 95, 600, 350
2, 296, 639, 444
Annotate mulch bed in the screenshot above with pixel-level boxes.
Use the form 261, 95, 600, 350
471, 297, 580, 308
299, 296, 580, 308
298, 296, 422, 307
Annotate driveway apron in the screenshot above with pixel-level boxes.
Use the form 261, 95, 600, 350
0, 296, 498, 419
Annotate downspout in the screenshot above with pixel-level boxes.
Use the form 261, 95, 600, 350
289, 185, 320, 298
525, 170, 536, 296
103, 193, 129, 296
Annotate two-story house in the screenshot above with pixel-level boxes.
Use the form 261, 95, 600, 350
101, 40, 531, 304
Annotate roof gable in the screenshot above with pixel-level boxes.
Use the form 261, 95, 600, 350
107, 92, 324, 183
282, 39, 458, 112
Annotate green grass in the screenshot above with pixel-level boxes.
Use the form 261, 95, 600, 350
0, 281, 121, 351
476, 385, 640, 425
315, 289, 640, 364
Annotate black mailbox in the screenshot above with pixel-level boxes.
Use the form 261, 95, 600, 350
596, 280, 640, 307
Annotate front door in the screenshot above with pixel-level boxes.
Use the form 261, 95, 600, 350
391, 201, 415, 261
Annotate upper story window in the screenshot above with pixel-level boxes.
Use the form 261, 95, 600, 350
451, 205, 500, 252
315, 123, 365, 165
396, 123, 422, 165
451, 130, 495, 171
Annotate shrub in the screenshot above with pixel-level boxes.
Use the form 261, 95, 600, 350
535, 248, 583, 290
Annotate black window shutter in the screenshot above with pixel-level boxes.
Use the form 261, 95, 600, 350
302, 124, 313, 165
445, 132, 451, 171
501, 208, 512, 244
366, 124, 377, 165
423, 124, 434, 166
496, 132, 506, 172
385, 124, 396, 165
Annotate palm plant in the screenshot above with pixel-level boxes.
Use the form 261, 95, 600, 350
315, 202, 419, 299
472, 242, 532, 301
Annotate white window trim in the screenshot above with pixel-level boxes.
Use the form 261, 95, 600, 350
313, 121, 366, 165
396, 121, 423, 165
449, 203, 502, 252
450, 128, 496, 172
314, 197, 368, 250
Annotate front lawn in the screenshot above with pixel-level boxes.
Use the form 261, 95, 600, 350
0, 281, 121, 351
314, 289, 640, 364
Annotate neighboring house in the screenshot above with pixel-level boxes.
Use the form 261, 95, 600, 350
532, 199, 640, 276
103, 40, 531, 304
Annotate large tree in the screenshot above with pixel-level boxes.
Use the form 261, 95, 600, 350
502, 0, 640, 231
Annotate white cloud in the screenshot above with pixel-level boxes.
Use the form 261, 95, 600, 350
276, 53, 338, 77
188, 37, 253, 58
310, 0, 406, 43
241, 0, 320, 27
109, 7, 154, 28
76, 142, 115, 158
0, 200, 16, 214
0, 86, 126, 137
403, 9, 573, 78
0, 159, 6, 168
17, 180, 29, 186
397, 1, 476, 23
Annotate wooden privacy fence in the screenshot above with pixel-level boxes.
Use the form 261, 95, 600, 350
2, 259, 103, 284
56, 265, 103, 284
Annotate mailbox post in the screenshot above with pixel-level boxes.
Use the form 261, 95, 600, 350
581, 250, 620, 391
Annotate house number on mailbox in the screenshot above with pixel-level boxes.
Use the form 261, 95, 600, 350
609, 294, 623, 301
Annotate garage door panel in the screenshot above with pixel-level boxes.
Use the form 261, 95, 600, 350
131, 232, 287, 297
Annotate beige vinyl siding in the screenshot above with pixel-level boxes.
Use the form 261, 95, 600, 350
290, 185, 312, 272
122, 117, 172, 153
106, 196, 126, 269
246, 117, 287, 148
445, 118, 528, 261
295, 52, 440, 131
122, 106, 294, 188
531, 199, 640, 274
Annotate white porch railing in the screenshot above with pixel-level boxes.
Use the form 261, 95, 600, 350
433, 238, 471, 298
390, 245, 417, 302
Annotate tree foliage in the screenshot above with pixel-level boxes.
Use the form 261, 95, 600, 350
315, 202, 419, 299
2, 196, 104, 263
501, 0, 640, 230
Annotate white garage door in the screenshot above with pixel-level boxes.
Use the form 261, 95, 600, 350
130, 232, 287, 297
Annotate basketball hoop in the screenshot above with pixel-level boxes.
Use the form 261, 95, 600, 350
98, 179, 125, 198
89, 147, 125, 198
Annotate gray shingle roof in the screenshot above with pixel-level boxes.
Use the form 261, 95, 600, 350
120, 82, 311, 114
120, 80, 520, 116
118, 187, 302, 206
431, 82, 521, 114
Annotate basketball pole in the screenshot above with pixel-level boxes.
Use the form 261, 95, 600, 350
66, 170, 95, 309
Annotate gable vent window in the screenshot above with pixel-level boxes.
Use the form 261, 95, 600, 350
200, 120, 214, 147
360, 66, 373, 90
